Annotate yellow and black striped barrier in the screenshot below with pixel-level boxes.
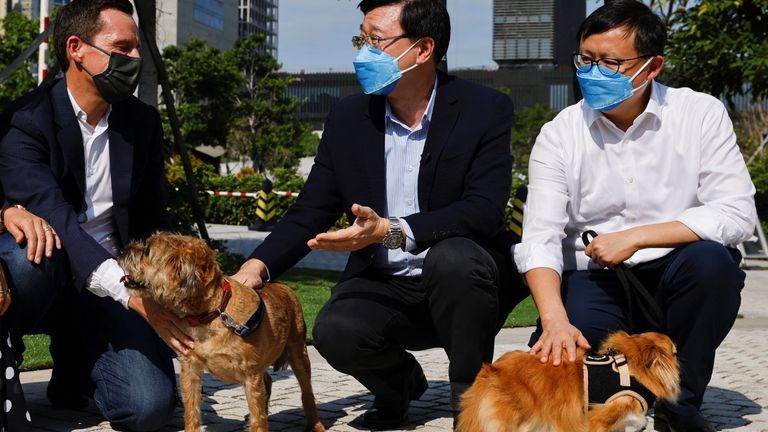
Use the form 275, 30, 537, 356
508, 185, 528, 237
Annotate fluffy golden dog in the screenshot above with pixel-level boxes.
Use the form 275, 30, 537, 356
457, 331, 680, 432
119, 232, 324, 432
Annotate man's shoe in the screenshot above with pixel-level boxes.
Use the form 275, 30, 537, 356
654, 402, 716, 432
362, 405, 409, 430
46, 375, 89, 410
362, 361, 428, 430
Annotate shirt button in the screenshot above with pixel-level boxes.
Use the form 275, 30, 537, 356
627, 177, 634, 183
406, 200, 414, 206
407, 165, 414, 172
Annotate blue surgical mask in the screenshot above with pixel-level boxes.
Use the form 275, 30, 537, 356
353, 39, 421, 96
576, 57, 653, 111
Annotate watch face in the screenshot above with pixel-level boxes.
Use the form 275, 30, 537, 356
382, 233, 402, 249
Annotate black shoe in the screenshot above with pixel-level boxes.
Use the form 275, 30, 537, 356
46, 375, 89, 410
362, 362, 428, 430
654, 403, 716, 432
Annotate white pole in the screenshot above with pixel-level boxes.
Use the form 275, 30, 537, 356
37, 0, 49, 84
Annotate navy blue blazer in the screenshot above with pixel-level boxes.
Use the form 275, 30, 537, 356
251, 72, 515, 280
0, 78, 168, 289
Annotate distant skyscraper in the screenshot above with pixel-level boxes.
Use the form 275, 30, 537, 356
492, 0, 585, 69
156, 0, 239, 52
239, 0, 278, 59
0, 0, 69, 19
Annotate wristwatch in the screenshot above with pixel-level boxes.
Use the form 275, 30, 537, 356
382, 217, 405, 250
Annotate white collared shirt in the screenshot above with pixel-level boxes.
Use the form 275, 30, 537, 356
373, 78, 438, 276
67, 89, 130, 307
513, 81, 757, 275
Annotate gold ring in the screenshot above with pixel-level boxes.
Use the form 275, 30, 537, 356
43, 225, 52, 232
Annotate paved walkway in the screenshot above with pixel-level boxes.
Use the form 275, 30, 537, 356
18, 227, 768, 431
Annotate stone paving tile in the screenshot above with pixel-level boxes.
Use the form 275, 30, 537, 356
16, 259, 768, 431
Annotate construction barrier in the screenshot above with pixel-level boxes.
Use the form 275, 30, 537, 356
207, 190, 299, 198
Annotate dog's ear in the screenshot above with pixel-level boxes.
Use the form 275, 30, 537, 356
164, 244, 204, 294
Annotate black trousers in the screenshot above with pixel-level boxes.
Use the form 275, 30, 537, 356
312, 237, 526, 406
530, 240, 744, 415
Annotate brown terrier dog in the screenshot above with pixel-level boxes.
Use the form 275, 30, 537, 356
119, 232, 325, 432
456, 331, 680, 432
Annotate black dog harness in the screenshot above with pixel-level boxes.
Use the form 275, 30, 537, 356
583, 352, 656, 413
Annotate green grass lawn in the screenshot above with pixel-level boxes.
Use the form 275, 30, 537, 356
20, 268, 538, 372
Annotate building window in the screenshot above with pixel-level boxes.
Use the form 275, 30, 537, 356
194, 0, 225, 31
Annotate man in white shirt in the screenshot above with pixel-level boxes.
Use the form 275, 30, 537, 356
0, 1, 192, 430
513, 2, 756, 431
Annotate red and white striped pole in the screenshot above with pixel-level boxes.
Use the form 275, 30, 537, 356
38, 0, 50, 84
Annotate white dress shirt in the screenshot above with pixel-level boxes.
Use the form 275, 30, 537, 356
513, 81, 757, 275
372, 78, 437, 276
67, 90, 130, 308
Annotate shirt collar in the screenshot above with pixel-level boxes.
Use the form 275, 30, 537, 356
583, 79, 663, 128
66, 88, 112, 129
384, 75, 438, 131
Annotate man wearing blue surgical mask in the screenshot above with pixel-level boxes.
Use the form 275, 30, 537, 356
233, 0, 526, 428
514, 1, 756, 431
0, 0, 187, 429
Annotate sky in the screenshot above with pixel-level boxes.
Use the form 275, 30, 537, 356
277, 0, 605, 73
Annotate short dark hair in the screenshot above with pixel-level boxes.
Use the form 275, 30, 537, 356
358, 0, 451, 64
53, 0, 134, 72
577, 0, 666, 56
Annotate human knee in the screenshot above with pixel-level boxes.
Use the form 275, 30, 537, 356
94, 350, 176, 431
423, 238, 498, 289
110, 392, 176, 431
313, 309, 371, 369
673, 241, 744, 289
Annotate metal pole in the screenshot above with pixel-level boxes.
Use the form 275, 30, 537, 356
438, 0, 447, 72
133, 2, 211, 243
37, 0, 49, 83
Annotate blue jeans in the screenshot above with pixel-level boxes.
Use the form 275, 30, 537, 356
0, 233, 176, 431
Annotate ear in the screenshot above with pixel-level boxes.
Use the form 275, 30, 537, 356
416, 37, 436, 65
167, 245, 202, 294
67, 35, 87, 66
646, 55, 664, 81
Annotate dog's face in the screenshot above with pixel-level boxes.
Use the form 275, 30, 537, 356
599, 331, 681, 401
118, 233, 223, 316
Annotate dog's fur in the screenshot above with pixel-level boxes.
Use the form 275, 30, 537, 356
119, 233, 325, 432
456, 331, 680, 432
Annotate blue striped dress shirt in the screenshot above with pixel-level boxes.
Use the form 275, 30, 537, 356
373, 79, 438, 277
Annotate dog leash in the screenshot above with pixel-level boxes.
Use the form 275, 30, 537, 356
581, 230, 665, 332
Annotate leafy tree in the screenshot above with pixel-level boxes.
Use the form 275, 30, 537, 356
0, 12, 38, 110
663, 0, 768, 107
509, 104, 556, 190
162, 37, 243, 149
228, 33, 306, 176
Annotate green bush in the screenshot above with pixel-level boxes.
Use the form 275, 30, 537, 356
165, 157, 353, 230
748, 155, 768, 232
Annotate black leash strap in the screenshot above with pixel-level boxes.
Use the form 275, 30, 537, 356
581, 230, 665, 332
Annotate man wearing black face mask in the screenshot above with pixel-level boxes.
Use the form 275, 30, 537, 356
0, 0, 190, 430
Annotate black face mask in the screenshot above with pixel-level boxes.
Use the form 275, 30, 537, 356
79, 42, 142, 104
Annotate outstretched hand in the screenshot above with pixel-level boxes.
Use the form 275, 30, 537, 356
308, 204, 389, 252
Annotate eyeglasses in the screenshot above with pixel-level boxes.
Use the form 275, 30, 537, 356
572, 53, 652, 77
352, 34, 410, 50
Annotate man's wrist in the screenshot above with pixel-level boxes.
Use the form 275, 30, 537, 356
0, 204, 25, 233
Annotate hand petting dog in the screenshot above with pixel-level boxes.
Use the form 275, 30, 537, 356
127, 295, 194, 356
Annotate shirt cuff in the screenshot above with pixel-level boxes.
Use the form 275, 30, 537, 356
87, 258, 131, 309
400, 218, 416, 252
512, 242, 564, 275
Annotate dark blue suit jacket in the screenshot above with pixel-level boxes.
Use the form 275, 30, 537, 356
0, 78, 168, 289
251, 72, 515, 280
